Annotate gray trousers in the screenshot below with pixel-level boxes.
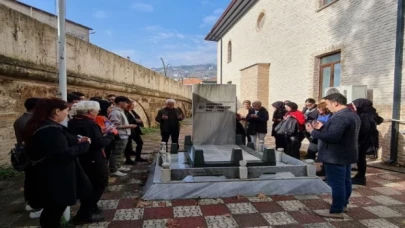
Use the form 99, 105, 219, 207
109, 138, 128, 173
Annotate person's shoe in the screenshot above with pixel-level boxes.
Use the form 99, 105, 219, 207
118, 167, 131, 172
25, 204, 33, 212
110, 171, 127, 177
29, 209, 43, 219
135, 157, 148, 162
125, 159, 136, 165
93, 206, 103, 215
352, 177, 366, 186
314, 211, 344, 219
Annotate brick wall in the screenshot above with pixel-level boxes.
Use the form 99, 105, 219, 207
216, 0, 405, 164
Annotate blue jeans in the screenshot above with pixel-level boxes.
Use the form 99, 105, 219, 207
324, 163, 352, 213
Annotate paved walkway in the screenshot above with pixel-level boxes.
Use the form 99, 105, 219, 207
2, 123, 405, 228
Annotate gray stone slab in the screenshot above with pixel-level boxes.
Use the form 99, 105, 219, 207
143, 177, 331, 200
192, 84, 236, 145
193, 145, 261, 162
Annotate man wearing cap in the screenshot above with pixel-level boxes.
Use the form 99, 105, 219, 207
108, 96, 138, 177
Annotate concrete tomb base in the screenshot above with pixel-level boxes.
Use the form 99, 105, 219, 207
142, 151, 331, 200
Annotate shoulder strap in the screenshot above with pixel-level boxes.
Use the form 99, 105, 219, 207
33, 125, 60, 136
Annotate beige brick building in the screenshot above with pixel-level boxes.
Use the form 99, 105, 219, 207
206, 0, 405, 165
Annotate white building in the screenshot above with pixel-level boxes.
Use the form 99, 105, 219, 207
205, 0, 405, 165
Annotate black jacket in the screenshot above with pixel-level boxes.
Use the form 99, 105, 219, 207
155, 108, 183, 133
125, 110, 144, 136
358, 113, 378, 152
302, 106, 319, 123
68, 116, 115, 165
246, 107, 269, 135
311, 108, 361, 165
272, 109, 287, 136
26, 120, 92, 207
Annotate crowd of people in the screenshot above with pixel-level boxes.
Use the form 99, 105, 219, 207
12, 92, 183, 227
237, 93, 383, 218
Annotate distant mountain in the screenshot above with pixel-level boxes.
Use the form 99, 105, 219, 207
151, 64, 217, 79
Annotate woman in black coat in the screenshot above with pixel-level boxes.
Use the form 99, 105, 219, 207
271, 101, 287, 150
246, 101, 269, 150
68, 101, 115, 224
351, 99, 383, 185
24, 98, 91, 228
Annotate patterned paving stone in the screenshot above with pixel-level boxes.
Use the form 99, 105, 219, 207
303, 223, 335, 228
378, 174, 401, 180
289, 211, 326, 224
233, 213, 270, 227
363, 205, 403, 218
200, 204, 231, 216
132, 169, 148, 174
367, 195, 404, 205
108, 185, 126, 192
174, 217, 208, 228
261, 211, 298, 225
251, 202, 285, 213
122, 191, 141, 199
270, 195, 296, 201
97, 200, 119, 210
113, 208, 144, 220
128, 178, 143, 184
247, 196, 273, 202
142, 219, 168, 228
347, 207, 380, 220
118, 198, 136, 209
277, 200, 309, 211
143, 207, 173, 220
301, 199, 331, 210
198, 198, 224, 205
75, 222, 110, 228
205, 215, 238, 228
107, 220, 144, 228
173, 205, 203, 217
371, 187, 402, 195
294, 195, 320, 200
226, 202, 258, 214
360, 218, 400, 228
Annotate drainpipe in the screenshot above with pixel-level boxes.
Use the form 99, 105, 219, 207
388, 0, 404, 165
220, 38, 223, 84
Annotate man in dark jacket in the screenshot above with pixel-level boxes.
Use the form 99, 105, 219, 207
155, 99, 184, 149
246, 101, 269, 150
124, 100, 147, 164
13, 97, 40, 217
306, 93, 360, 219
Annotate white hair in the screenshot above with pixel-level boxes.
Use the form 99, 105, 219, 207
165, 99, 176, 104
72, 101, 100, 115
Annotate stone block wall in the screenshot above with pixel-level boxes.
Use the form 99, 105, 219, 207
240, 63, 270, 108
0, 5, 191, 165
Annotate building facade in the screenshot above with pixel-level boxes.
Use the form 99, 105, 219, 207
0, 0, 92, 41
206, 0, 405, 165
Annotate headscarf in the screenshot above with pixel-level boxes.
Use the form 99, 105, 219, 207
285, 102, 298, 111
272, 101, 285, 110
352, 98, 383, 124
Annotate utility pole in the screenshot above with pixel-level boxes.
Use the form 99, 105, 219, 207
160, 57, 167, 77
57, 0, 67, 101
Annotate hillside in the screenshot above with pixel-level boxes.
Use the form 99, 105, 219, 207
151, 64, 217, 79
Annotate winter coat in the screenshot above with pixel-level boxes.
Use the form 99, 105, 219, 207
311, 108, 361, 165
155, 108, 183, 133
26, 119, 92, 207
246, 107, 269, 135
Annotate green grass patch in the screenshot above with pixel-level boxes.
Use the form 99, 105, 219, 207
142, 127, 159, 134
0, 165, 20, 180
